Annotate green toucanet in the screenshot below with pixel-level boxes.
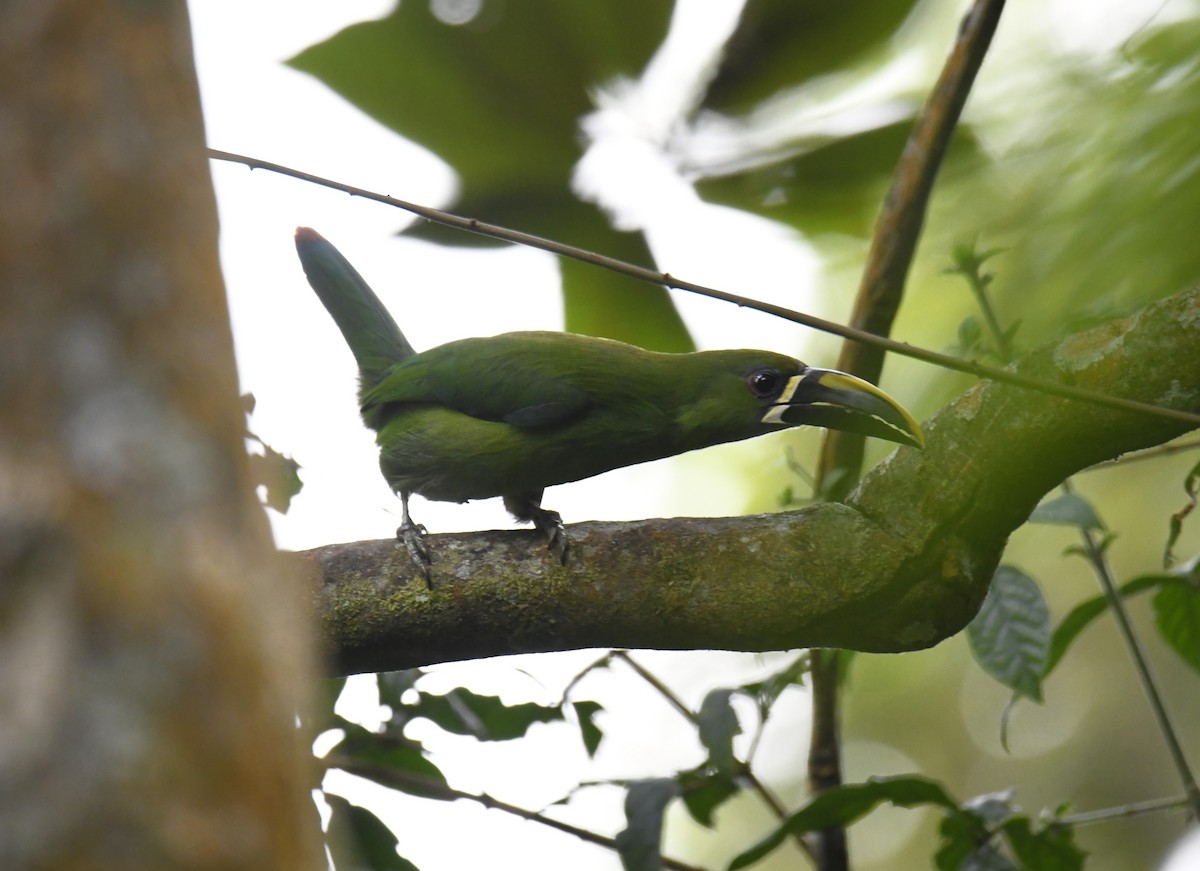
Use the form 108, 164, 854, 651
294, 227, 923, 578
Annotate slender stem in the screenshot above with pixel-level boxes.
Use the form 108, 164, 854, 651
958, 257, 1012, 361
1055, 795, 1190, 827
1065, 482, 1200, 817
1086, 438, 1200, 470
331, 759, 710, 871
807, 651, 847, 870
205, 147, 1200, 430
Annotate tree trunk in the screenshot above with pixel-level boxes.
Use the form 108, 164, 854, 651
0, 4, 320, 869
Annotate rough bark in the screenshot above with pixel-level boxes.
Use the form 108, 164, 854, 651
0, 4, 319, 869
307, 286, 1200, 675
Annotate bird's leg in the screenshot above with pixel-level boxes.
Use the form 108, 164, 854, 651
396, 490, 432, 585
504, 491, 569, 565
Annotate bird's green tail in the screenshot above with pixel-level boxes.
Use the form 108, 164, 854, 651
294, 227, 416, 384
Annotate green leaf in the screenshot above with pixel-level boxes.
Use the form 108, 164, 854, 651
1002, 816, 1085, 871
245, 435, 303, 513
967, 567, 1051, 702
935, 809, 992, 871
289, 3, 671, 193
738, 653, 809, 725
1045, 574, 1171, 677
677, 770, 740, 828
703, 0, 922, 114
1153, 578, 1200, 675
614, 778, 679, 871
325, 795, 420, 871
730, 776, 959, 870
336, 724, 451, 801
572, 700, 605, 758
411, 688, 563, 741
1028, 493, 1105, 530
697, 689, 741, 777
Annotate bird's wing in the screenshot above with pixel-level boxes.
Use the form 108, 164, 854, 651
361, 337, 592, 429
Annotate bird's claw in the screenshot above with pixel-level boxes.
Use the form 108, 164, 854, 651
396, 519, 432, 586
531, 508, 569, 566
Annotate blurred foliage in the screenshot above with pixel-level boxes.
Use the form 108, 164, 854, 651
287, 0, 692, 352
284, 1, 1200, 869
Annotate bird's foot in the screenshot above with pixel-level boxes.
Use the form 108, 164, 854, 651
530, 506, 569, 565
396, 519, 432, 586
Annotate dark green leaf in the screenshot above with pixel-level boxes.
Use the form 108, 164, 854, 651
573, 700, 605, 757
318, 677, 347, 721
1153, 578, 1200, 675
730, 776, 958, 870
697, 689, 741, 777
614, 778, 679, 871
1046, 574, 1171, 676
557, 208, 693, 352
1028, 493, 1105, 530
325, 795, 420, 871
412, 688, 563, 741
289, 2, 671, 193
246, 440, 303, 513
377, 670, 423, 712
1002, 816, 1085, 871
703, 0, 921, 113
739, 653, 809, 715
336, 724, 451, 801
677, 770, 740, 828
967, 567, 1050, 702
935, 809, 991, 871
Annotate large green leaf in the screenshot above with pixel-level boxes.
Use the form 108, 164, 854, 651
290, 2, 672, 193
289, 1, 693, 351
967, 566, 1050, 703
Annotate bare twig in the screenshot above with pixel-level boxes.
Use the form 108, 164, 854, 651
1054, 795, 1190, 827
206, 147, 1200, 429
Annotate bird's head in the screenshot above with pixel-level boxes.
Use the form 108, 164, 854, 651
679, 351, 924, 450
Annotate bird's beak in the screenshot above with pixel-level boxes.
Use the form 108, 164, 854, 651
762, 368, 924, 448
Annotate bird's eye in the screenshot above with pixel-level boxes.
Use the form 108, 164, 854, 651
746, 368, 781, 399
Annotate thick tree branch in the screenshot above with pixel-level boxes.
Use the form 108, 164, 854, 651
306, 286, 1200, 676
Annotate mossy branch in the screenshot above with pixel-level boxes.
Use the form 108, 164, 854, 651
305, 285, 1200, 676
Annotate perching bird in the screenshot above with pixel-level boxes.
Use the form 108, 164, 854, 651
294, 227, 923, 580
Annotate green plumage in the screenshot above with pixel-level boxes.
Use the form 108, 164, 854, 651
362, 331, 804, 503
294, 227, 922, 576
